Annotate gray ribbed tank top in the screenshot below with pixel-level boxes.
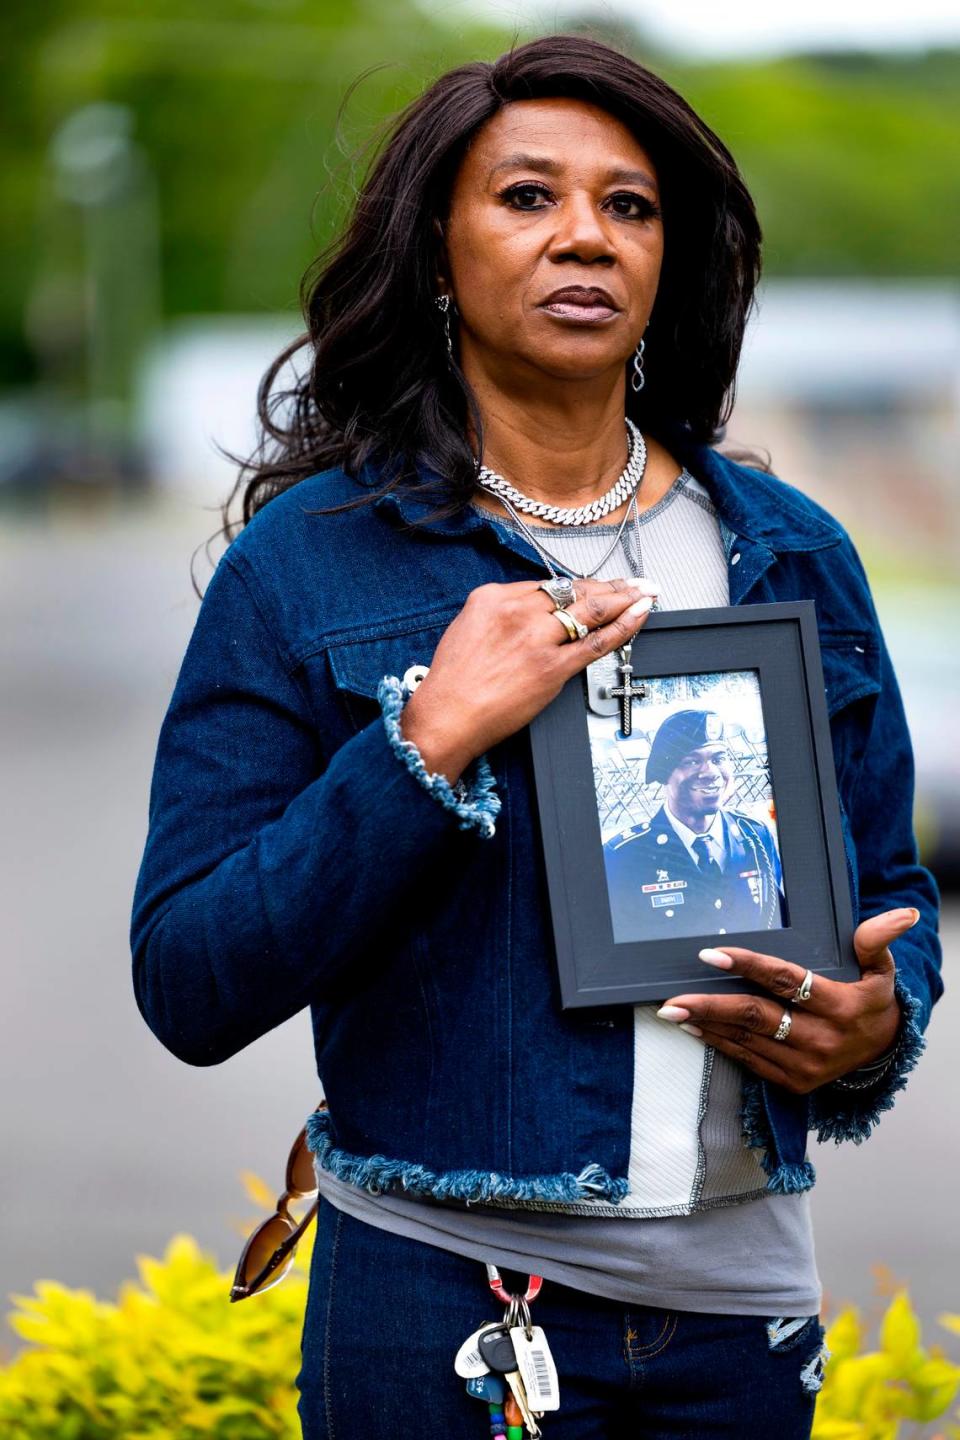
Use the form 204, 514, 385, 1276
313, 469, 821, 1315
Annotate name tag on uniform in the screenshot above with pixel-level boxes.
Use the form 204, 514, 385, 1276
651, 892, 684, 908
641, 880, 687, 892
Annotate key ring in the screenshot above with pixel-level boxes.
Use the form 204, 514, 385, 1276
501, 1294, 534, 1341
485, 1263, 543, 1306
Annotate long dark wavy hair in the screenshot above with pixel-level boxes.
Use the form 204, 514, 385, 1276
222, 33, 763, 543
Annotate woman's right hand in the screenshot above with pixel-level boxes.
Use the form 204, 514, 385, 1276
399, 577, 658, 784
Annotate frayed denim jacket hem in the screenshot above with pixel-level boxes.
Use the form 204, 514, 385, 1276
130, 431, 942, 1210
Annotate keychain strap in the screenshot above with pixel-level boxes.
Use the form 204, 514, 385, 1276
485, 1262, 543, 1305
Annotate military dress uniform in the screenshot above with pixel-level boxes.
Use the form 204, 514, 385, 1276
603, 802, 783, 943
601, 708, 784, 944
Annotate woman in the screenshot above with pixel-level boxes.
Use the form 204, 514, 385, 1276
130, 35, 941, 1439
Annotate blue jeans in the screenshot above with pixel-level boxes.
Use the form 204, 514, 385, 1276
295, 1199, 826, 1439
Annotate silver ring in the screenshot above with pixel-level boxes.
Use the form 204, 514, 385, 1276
793, 969, 814, 1003
772, 1010, 793, 1043
538, 576, 577, 608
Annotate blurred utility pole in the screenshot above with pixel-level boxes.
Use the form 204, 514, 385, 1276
46, 103, 161, 485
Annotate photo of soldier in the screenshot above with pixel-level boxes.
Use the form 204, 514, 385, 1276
602, 707, 785, 943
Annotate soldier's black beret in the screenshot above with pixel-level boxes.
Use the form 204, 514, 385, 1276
645, 709, 726, 785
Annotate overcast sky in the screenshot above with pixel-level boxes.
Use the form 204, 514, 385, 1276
473, 0, 960, 57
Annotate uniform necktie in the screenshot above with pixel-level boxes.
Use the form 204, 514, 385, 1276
692, 836, 723, 883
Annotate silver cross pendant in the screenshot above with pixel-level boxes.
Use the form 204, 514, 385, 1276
606, 643, 647, 737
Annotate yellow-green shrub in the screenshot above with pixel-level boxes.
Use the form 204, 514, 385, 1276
0, 1174, 312, 1439
3, 1182, 960, 1439
813, 1292, 960, 1439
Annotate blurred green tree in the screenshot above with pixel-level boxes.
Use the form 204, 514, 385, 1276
659, 48, 960, 276
1, 0, 507, 391
2, 4, 958, 390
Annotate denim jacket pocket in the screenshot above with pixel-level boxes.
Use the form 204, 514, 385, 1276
819, 627, 881, 717
320, 610, 502, 840
322, 610, 460, 734
819, 627, 882, 807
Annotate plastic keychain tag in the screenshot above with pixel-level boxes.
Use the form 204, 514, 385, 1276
509, 1325, 560, 1412
466, 1374, 507, 1404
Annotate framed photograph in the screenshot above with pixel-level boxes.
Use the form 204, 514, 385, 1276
528, 601, 858, 1007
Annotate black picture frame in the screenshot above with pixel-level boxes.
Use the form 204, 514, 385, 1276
528, 601, 858, 1008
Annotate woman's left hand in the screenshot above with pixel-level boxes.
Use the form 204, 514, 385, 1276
657, 907, 920, 1094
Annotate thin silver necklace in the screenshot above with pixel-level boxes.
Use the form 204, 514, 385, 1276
490, 491, 659, 708
474, 418, 651, 585
492, 485, 649, 585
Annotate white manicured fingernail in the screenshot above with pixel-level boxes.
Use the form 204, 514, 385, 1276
680, 1022, 704, 1038
628, 596, 653, 616
627, 579, 660, 595
657, 1005, 690, 1022
699, 949, 734, 968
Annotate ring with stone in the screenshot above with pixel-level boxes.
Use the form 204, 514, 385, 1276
772, 1010, 793, 1043
793, 969, 814, 1003
538, 576, 577, 609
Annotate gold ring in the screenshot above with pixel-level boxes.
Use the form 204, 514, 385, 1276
551, 608, 585, 643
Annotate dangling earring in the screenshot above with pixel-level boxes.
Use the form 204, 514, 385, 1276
434, 293, 454, 358
630, 336, 646, 393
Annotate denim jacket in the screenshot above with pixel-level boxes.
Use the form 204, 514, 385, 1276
130, 429, 941, 1205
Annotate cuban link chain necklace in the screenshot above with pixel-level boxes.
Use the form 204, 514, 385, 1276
476, 416, 654, 593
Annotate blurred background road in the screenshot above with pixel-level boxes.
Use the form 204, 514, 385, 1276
1, 0, 958, 1368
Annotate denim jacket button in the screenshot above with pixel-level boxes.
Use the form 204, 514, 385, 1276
731, 552, 741, 566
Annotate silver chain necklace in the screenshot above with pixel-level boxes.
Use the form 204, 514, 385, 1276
488, 487, 658, 725
477, 420, 656, 587
478, 418, 646, 526
491, 483, 649, 585
474, 426, 662, 725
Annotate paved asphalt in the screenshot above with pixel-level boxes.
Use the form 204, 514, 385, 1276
0, 495, 955, 1363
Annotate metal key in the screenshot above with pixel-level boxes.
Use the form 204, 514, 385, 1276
477, 1326, 541, 1437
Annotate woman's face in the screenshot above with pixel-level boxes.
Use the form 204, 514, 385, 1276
439, 96, 663, 390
